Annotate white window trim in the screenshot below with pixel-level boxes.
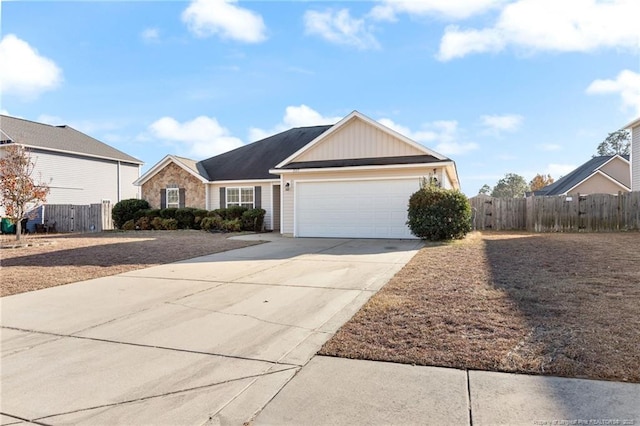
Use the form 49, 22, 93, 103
226, 186, 254, 208
166, 188, 180, 208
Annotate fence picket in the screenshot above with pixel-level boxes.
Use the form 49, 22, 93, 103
43, 203, 113, 233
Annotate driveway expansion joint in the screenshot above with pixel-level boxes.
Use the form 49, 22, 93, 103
32, 366, 301, 424
1, 326, 301, 367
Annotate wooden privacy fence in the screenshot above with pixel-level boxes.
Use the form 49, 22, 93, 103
470, 192, 640, 232
43, 203, 113, 233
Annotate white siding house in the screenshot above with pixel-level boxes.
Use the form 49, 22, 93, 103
627, 118, 640, 191
0, 115, 143, 212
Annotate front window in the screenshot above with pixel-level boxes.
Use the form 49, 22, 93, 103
226, 187, 254, 208
166, 188, 179, 208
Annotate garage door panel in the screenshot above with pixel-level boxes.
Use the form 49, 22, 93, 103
296, 179, 419, 239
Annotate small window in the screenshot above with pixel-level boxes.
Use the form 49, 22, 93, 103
226, 187, 254, 208
166, 188, 179, 208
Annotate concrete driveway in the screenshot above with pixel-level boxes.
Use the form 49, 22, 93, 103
0, 235, 422, 425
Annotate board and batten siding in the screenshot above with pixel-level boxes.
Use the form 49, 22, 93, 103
280, 166, 443, 235
206, 182, 275, 230
30, 150, 127, 205
294, 118, 425, 163
632, 124, 640, 191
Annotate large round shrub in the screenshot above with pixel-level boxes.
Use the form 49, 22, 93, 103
112, 199, 150, 229
407, 186, 471, 241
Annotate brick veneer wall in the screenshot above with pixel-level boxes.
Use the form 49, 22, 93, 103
141, 162, 206, 209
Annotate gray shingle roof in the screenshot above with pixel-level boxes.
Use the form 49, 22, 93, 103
198, 125, 332, 180
535, 155, 630, 196
0, 115, 142, 164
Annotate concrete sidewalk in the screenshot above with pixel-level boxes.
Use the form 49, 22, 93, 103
254, 356, 640, 425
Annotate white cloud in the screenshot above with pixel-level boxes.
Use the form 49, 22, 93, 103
182, 0, 267, 43
148, 116, 244, 159
438, 0, 640, 61
0, 34, 62, 99
249, 105, 342, 141
546, 163, 577, 178
378, 118, 479, 155
304, 9, 379, 50
370, 0, 504, 21
141, 28, 160, 42
586, 69, 640, 116
480, 114, 523, 133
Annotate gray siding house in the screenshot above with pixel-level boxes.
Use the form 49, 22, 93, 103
626, 117, 640, 191
0, 115, 143, 212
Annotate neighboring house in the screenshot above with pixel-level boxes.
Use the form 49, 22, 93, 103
533, 155, 630, 196
625, 117, 640, 191
136, 111, 460, 239
0, 115, 143, 208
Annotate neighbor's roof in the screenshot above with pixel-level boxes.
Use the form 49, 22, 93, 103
199, 125, 333, 180
535, 155, 629, 196
173, 155, 210, 181
0, 114, 142, 164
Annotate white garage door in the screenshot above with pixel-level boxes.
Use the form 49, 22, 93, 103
296, 179, 420, 239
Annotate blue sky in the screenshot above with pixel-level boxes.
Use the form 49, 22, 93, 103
2, 0, 639, 195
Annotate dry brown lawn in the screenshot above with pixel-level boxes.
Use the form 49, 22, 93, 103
320, 231, 640, 383
0, 231, 260, 297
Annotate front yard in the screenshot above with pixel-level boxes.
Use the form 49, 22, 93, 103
0, 231, 260, 297
320, 232, 640, 383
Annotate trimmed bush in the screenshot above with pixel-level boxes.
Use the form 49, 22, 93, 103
221, 218, 242, 232
112, 199, 150, 229
151, 216, 165, 230
135, 216, 152, 230
192, 209, 208, 230
174, 208, 196, 229
200, 216, 223, 231
241, 208, 266, 232
121, 219, 136, 231
226, 206, 248, 220
159, 208, 177, 219
407, 185, 471, 241
162, 218, 178, 230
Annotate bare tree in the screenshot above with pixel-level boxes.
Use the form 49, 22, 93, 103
0, 145, 50, 241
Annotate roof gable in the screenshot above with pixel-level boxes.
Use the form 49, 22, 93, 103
0, 114, 142, 164
275, 111, 447, 168
135, 155, 208, 185
537, 155, 630, 196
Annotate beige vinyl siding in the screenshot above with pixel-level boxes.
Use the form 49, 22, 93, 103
632, 125, 640, 191
569, 173, 628, 195
119, 163, 141, 200
599, 157, 630, 188
281, 166, 447, 234
294, 119, 425, 163
206, 182, 275, 230
31, 150, 120, 204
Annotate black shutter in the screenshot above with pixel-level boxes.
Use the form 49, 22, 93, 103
219, 187, 226, 208
179, 188, 186, 208
160, 189, 166, 209
254, 186, 261, 209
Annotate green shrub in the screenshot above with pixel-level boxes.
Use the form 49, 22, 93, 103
121, 219, 136, 231
200, 216, 223, 231
174, 208, 196, 229
160, 208, 177, 219
151, 216, 165, 230
112, 199, 150, 229
162, 218, 178, 230
133, 209, 150, 221
241, 208, 266, 232
192, 209, 208, 230
221, 218, 242, 232
135, 216, 152, 230
146, 209, 162, 219
407, 185, 471, 241
226, 206, 248, 220
207, 209, 223, 218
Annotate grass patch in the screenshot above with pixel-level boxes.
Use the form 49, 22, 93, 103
320, 231, 640, 382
